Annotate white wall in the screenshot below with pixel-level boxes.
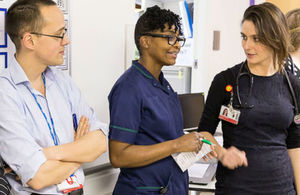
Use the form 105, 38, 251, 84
142, 0, 163, 9
70, 1, 134, 194
84, 168, 119, 195
142, 0, 264, 97
70, 0, 135, 124
192, 0, 253, 96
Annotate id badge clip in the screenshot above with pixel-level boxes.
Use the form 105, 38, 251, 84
218, 86, 240, 125
57, 174, 83, 194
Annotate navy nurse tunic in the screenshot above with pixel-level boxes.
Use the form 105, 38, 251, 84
108, 60, 188, 195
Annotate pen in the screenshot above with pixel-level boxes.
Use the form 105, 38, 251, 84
200, 138, 213, 145
72, 113, 78, 132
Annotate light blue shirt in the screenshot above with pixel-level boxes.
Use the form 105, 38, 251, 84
0, 56, 107, 195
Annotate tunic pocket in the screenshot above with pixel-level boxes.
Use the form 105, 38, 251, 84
135, 187, 163, 195
135, 175, 172, 195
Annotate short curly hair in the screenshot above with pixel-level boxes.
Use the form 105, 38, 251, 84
134, 5, 182, 56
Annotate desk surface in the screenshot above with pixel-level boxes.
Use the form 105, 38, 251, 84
189, 178, 216, 192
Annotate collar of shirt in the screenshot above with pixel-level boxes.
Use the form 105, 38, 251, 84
132, 60, 173, 94
9, 55, 56, 90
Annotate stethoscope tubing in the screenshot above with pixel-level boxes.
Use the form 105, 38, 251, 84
284, 68, 299, 115
235, 61, 254, 109
235, 60, 299, 115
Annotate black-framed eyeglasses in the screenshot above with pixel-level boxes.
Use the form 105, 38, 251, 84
30, 28, 68, 40
141, 33, 186, 47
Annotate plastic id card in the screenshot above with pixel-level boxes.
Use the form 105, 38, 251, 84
57, 175, 83, 194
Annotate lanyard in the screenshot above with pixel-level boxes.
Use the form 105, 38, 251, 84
28, 74, 59, 145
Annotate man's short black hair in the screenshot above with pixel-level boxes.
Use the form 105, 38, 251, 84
5, 0, 57, 51
134, 5, 182, 56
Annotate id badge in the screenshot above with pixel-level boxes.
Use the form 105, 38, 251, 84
218, 105, 240, 125
57, 174, 83, 194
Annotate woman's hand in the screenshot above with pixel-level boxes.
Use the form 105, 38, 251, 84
174, 132, 204, 153
74, 116, 90, 141
4, 167, 12, 175
4, 167, 20, 180
202, 144, 218, 161
218, 146, 248, 169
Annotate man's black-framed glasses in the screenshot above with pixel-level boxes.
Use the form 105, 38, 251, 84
30, 28, 68, 40
141, 33, 186, 47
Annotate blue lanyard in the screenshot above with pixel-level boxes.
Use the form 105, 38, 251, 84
28, 74, 59, 146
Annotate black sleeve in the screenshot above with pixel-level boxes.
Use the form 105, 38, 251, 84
0, 158, 11, 195
0, 175, 10, 195
286, 123, 300, 149
284, 55, 300, 80
198, 70, 230, 135
286, 72, 300, 149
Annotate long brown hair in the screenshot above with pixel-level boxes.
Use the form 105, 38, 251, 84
242, 2, 291, 70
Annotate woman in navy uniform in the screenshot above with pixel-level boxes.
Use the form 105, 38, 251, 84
108, 5, 214, 195
198, 3, 300, 194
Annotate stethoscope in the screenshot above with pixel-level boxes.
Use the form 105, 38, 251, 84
234, 61, 254, 109
233, 60, 300, 125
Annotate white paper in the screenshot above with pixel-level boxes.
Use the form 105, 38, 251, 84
188, 163, 210, 178
172, 143, 212, 172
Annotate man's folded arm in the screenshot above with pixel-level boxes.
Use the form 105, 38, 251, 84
27, 160, 80, 191
43, 130, 107, 163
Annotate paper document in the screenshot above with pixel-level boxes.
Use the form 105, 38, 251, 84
172, 143, 212, 172
188, 163, 210, 178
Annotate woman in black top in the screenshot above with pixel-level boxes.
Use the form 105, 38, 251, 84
198, 3, 300, 194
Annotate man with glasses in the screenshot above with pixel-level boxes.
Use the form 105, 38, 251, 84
0, 0, 107, 194
108, 5, 216, 195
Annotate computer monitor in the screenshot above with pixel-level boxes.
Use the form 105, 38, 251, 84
178, 93, 205, 131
